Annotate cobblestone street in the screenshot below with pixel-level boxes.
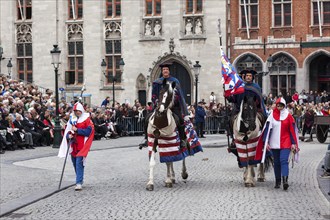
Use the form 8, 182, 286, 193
1, 135, 329, 219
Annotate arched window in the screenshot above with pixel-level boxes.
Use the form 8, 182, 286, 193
269, 54, 296, 96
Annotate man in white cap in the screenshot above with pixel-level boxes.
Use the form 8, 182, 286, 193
58, 102, 95, 191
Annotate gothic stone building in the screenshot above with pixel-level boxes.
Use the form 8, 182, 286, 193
0, 0, 227, 106
227, 0, 330, 97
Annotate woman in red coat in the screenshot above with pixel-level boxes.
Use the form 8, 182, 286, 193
58, 102, 94, 191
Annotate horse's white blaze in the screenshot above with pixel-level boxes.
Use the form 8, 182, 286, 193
159, 91, 168, 112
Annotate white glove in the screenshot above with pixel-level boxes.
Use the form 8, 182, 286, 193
184, 116, 190, 122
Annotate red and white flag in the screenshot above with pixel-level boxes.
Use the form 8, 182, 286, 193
220, 49, 245, 97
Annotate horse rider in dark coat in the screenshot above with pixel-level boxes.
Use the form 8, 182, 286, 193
139, 62, 188, 149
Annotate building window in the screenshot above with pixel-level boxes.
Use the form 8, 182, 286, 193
66, 41, 84, 85
17, 43, 33, 83
273, 0, 292, 27
106, 0, 121, 18
240, 0, 258, 28
186, 0, 203, 14
17, 0, 32, 20
270, 54, 296, 96
105, 40, 122, 83
312, 0, 330, 25
69, 0, 83, 19
145, 0, 161, 16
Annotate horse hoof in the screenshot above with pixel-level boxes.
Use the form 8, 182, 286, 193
244, 183, 255, 187
182, 172, 188, 180
257, 178, 265, 182
171, 179, 176, 184
165, 182, 173, 188
146, 184, 154, 191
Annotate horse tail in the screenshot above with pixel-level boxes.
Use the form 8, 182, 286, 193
263, 152, 274, 172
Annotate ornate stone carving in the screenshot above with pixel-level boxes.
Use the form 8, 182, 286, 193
169, 38, 175, 53
67, 23, 83, 41
16, 23, 32, 43
148, 50, 194, 73
143, 18, 162, 37
105, 21, 122, 38
184, 16, 203, 36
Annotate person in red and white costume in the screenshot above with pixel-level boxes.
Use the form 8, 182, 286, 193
255, 97, 299, 190
58, 102, 94, 191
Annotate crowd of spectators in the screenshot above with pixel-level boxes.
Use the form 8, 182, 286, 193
1, 74, 329, 154
0, 75, 151, 154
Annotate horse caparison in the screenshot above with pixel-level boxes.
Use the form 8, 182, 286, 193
145, 79, 188, 191
233, 95, 270, 187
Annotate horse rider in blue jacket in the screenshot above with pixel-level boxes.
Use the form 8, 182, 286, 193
228, 70, 267, 118
139, 62, 188, 149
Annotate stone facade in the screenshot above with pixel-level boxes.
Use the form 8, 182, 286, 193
0, 0, 227, 106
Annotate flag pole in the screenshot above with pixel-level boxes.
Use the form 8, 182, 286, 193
218, 19, 231, 149
58, 139, 71, 190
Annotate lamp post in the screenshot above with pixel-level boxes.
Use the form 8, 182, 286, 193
0, 46, 3, 74
101, 58, 124, 107
7, 58, 13, 79
50, 45, 62, 148
116, 58, 125, 107
193, 61, 201, 109
266, 54, 273, 72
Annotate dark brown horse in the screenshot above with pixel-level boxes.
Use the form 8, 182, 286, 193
146, 79, 188, 191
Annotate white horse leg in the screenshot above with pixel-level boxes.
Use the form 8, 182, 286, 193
165, 162, 173, 188
181, 159, 188, 181
244, 165, 256, 187
146, 151, 156, 191
257, 163, 266, 182
170, 162, 176, 184
243, 167, 247, 181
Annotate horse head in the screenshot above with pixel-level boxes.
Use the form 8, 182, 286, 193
240, 96, 257, 132
157, 79, 176, 113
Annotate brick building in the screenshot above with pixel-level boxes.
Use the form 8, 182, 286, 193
227, 0, 330, 97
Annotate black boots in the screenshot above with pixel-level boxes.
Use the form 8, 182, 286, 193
274, 178, 281, 189
282, 176, 289, 190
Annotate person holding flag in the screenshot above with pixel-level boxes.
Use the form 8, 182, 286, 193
220, 49, 266, 167
58, 102, 94, 191
255, 97, 299, 190
226, 69, 267, 118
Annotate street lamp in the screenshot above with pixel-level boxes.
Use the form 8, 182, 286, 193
193, 61, 201, 109
7, 58, 13, 79
50, 44, 62, 148
101, 58, 106, 75
244, 55, 254, 69
266, 54, 273, 72
119, 58, 125, 72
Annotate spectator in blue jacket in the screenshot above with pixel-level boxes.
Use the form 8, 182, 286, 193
101, 97, 110, 107
195, 101, 206, 138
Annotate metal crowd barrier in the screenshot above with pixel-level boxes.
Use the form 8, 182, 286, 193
204, 115, 227, 134
116, 117, 145, 136
115, 115, 227, 136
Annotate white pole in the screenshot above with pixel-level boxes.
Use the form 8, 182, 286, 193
243, 0, 250, 39
71, 0, 76, 20
17, 0, 25, 20
317, 0, 323, 37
